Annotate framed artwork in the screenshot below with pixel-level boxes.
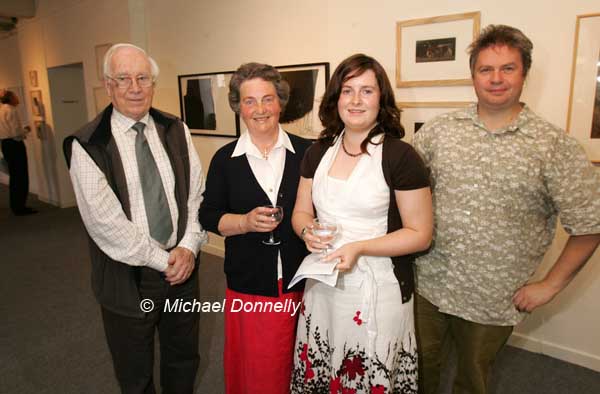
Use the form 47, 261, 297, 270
29, 70, 38, 87
95, 43, 112, 81
178, 70, 240, 137
398, 101, 473, 143
30, 90, 43, 117
396, 12, 480, 87
93, 86, 111, 115
274, 62, 329, 139
34, 120, 45, 139
178, 62, 329, 139
566, 13, 600, 164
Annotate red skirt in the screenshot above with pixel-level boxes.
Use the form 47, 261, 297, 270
224, 280, 302, 394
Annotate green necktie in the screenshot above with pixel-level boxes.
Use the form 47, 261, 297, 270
132, 122, 173, 244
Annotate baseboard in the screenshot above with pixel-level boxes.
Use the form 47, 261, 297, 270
508, 332, 600, 372
38, 195, 61, 207
201, 243, 224, 258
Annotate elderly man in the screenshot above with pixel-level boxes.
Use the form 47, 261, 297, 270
63, 43, 206, 394
413, 25, 600, 394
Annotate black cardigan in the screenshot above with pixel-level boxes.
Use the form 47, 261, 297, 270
199, 133, 311, 296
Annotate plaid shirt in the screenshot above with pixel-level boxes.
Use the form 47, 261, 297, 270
413, 104, 600, 325
69, 109, 207, 272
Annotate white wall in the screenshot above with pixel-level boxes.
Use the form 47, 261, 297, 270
11, 0, 131, 206
1, 0, 598, 373
144, 0, 600, 371
0, 34, 22, 87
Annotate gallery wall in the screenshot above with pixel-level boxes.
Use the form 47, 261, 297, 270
0, 0, 131, 206
0, 0, 598, 372
144, 0, 600, 371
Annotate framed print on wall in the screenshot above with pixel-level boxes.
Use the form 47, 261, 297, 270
30, 90, 43, 117
396, 12, 480, 87
95, 43, 112, 81
566, 13, 600, 164
178, 70, 241, 138
398, 101, 473, 143
274, 62, 329, 140
29, 70, 38, 87
178, 62, 329, 139
34, 120, 45, 139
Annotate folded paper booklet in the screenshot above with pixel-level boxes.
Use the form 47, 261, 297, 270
288, 253, 339, 289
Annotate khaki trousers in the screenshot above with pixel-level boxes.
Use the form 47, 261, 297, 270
415, 294, 513, 394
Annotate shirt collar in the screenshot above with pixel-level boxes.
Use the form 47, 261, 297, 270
455, 103, 536, 138
231, 125, 295, 158
112, 108, 151, 133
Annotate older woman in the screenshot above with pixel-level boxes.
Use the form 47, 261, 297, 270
290, 54, 433, 393
199, 63, 311, 394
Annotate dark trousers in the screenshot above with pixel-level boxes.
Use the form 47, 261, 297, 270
101, 266, 200, 394
415, 293, 513, 394
1, 138, 29, 213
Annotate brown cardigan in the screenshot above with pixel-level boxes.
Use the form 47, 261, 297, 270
300, 135, 429, 303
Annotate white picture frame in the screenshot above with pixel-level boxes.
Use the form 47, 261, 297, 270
566, 13, 600, 164
396, 12, 480, 87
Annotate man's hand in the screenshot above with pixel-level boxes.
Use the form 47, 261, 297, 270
164, 247, 196, 286
512, 280, 561, 313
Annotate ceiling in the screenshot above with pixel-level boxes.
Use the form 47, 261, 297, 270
0, 0, 36, 34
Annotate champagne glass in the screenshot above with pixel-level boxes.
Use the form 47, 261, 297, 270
262, 205, 283, 246
311, 218, 339, 256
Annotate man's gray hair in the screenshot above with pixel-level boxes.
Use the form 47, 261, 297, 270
103, 43, 160, 79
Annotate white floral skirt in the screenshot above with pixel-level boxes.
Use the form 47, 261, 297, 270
291, 279, 418, 394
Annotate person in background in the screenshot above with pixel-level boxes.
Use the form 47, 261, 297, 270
63, 43, 206, 394
290, 53, 433, 393
198, 62, 311, 394
413, 25, 600, 394
0, 90, 35, 216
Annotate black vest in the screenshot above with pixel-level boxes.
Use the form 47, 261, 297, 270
63, 105, 191, 318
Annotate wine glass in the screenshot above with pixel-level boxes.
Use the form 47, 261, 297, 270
311, 218, 339, 256
262, 205, 283, 246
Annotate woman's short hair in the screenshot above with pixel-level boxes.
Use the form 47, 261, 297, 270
103, 43, 160, 80
228, 62, 290, 114
318, 53, 404, 153
468, 25, 533, 77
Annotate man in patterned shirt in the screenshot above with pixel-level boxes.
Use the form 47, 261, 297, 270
413, 25, 600, 394
64, 44, 206, 393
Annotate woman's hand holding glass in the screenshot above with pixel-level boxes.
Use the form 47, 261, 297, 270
241, 206, 281, 234
302, 218, 340, 257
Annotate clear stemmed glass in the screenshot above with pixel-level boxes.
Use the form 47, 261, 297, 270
311, 218, 339, 256
262, 205, 283, 246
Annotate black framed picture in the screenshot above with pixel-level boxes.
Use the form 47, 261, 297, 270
178, 70, 240, 137
178, 62, 329, 139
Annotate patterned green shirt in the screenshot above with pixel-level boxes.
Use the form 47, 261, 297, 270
413, 104, 600, 325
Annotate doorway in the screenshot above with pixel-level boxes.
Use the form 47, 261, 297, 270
44, 62, 88, 207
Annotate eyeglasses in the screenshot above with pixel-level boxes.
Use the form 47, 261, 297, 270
106, 74, 154, 89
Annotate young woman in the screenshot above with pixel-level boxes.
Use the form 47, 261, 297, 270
290, 54, 433, 393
